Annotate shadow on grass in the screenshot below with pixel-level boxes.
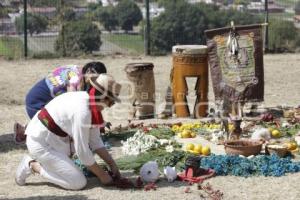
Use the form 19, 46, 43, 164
2, 195, 91, 200
0, 133, 27, 153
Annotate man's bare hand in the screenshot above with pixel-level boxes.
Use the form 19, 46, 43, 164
105, 122, 112, 130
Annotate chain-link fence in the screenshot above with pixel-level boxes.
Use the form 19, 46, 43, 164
0, 0, 299, 59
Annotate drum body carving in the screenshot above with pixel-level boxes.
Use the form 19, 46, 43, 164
172, 45, 209, 118
125, 63, 155, 119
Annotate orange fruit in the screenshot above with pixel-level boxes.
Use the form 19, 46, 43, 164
186, 143, 195, 151
194, 144, 202, 154
181, 130, 191, 138
190, 132, 197, 138
268, 127, 273, 133
188, 150, 198, 155
271, 130, 281, 138
201, 146, 211, 156
177, 132, 183, 138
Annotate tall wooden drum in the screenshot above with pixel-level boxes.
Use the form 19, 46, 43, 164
172, 45, 208, 118
125, 63, 155, 119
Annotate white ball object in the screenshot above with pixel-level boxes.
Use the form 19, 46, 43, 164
140, 161, 160, 183
163, 166, 177, 182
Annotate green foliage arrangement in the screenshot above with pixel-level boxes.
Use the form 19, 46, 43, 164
104, 130, 137, 141
147, 128, 175, 140
116, 149, 188, 172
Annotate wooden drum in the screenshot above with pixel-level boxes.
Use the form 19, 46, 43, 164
125, 63, 155, 119
172, 45, 208, 118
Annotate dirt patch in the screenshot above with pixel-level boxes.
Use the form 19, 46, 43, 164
0, 54, 300, 199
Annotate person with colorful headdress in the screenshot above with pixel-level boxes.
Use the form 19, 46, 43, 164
15, 74, 122, 190
14, 62, 107, 144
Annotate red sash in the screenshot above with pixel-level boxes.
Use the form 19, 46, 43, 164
89, 87, 104, 126
37, 88, 103, 138
38, 108, 68, 137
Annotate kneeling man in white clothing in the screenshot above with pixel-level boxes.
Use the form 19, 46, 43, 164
15, 74, 122, 190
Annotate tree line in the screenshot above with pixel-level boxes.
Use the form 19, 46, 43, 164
13, 0, 300, 56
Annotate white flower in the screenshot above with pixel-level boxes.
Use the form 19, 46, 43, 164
281, 121, 291, 128
159, 139, 169, 146
165, 145, 174, 153
211, 130, 225, 143
121, 130, 158, 155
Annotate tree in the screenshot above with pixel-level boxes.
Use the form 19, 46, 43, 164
295, 1, 300, 15
150, 0, 207, 54
198, 3, 261, 28
88, 2, 103, 12
95, 6, 118, 31
55, 20, 101, 56
28, 0, 60, 7
234, 0, 250, 6
0, 8, 9, 18
115, 0, 143, 31
28, 0, 83, 8
157, 0, 183, 7
15, 13, 48, 36
150, 1, 261, 54
211, 9, 262, 28
268, 20, 298, 53
63, 8, 77, 21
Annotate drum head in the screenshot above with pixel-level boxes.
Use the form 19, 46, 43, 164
125, 63, 154, 73
172, 45, 208, 55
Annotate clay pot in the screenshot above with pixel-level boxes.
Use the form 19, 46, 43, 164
224, 139, 263, 157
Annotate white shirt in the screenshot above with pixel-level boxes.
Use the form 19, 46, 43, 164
26, 92, 104, 166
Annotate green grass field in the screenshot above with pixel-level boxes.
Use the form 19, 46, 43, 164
269, 12, 295, 19
102, 33, 144, 54
0, 37, 23, 59
0, 39, 12, 57
275, 0, 299, 7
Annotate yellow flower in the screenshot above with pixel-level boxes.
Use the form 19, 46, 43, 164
179, 126, 184, 131
171, 125, 180, 132
195, 124, 201, 128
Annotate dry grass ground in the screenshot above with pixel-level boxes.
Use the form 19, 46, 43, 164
0, 54, 300, 200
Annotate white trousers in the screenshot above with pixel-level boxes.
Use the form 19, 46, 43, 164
26, 134, 87, 190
